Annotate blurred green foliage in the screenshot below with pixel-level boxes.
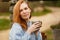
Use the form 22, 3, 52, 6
45, 29, 53, 40
44, 1, 60, 7
0, 19, 11, 30
51, 23, 60, 29
0, 12, 10, 16
32, 8, 52, 16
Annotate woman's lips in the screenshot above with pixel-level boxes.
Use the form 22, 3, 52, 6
23, 14, 29, 16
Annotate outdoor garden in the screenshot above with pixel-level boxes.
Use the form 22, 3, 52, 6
0, 0, 60, 40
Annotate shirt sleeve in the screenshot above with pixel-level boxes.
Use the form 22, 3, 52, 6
9, 23, 31, 40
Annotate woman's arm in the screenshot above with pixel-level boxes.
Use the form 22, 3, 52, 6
9, 23, 31, 40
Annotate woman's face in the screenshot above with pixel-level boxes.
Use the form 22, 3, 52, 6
20, 2, 31, 20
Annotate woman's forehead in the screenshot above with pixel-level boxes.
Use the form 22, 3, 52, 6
20, 2, 28, 9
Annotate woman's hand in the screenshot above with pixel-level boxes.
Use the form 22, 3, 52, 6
26, 21, 42, 34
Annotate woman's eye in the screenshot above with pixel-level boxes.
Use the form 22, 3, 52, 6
20, 9, 23, 12
24, 8, 28, 10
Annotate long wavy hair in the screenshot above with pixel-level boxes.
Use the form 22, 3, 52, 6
13, 0, 31, 30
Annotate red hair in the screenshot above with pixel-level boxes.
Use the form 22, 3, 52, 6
13, 0, 31, 30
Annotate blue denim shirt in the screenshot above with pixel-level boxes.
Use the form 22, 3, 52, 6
9, 21, 42, 40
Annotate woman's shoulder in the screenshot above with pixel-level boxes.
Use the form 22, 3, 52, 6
13, 22, 20, 26
11, 22, 22, 30
9, 23, 23, 35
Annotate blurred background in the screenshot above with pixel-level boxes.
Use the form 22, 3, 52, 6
0, 0, 60, 40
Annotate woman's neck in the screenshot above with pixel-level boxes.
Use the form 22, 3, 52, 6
25, 18, 29, 23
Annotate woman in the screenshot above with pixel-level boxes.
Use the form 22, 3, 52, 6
9, 0, 42, 40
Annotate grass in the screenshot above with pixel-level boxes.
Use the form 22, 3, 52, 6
0, 12, 10, 16
45, 29, 53, 40
32, 8, 52, 16
0, 19, 11, 30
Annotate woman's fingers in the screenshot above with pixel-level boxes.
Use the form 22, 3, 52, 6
28, 21, 42, 33
34, 21, 42, 26
34, 28, 40, 32
34, 23, 42, 28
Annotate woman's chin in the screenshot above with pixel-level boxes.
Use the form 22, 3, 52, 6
23, 17, 28, 20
